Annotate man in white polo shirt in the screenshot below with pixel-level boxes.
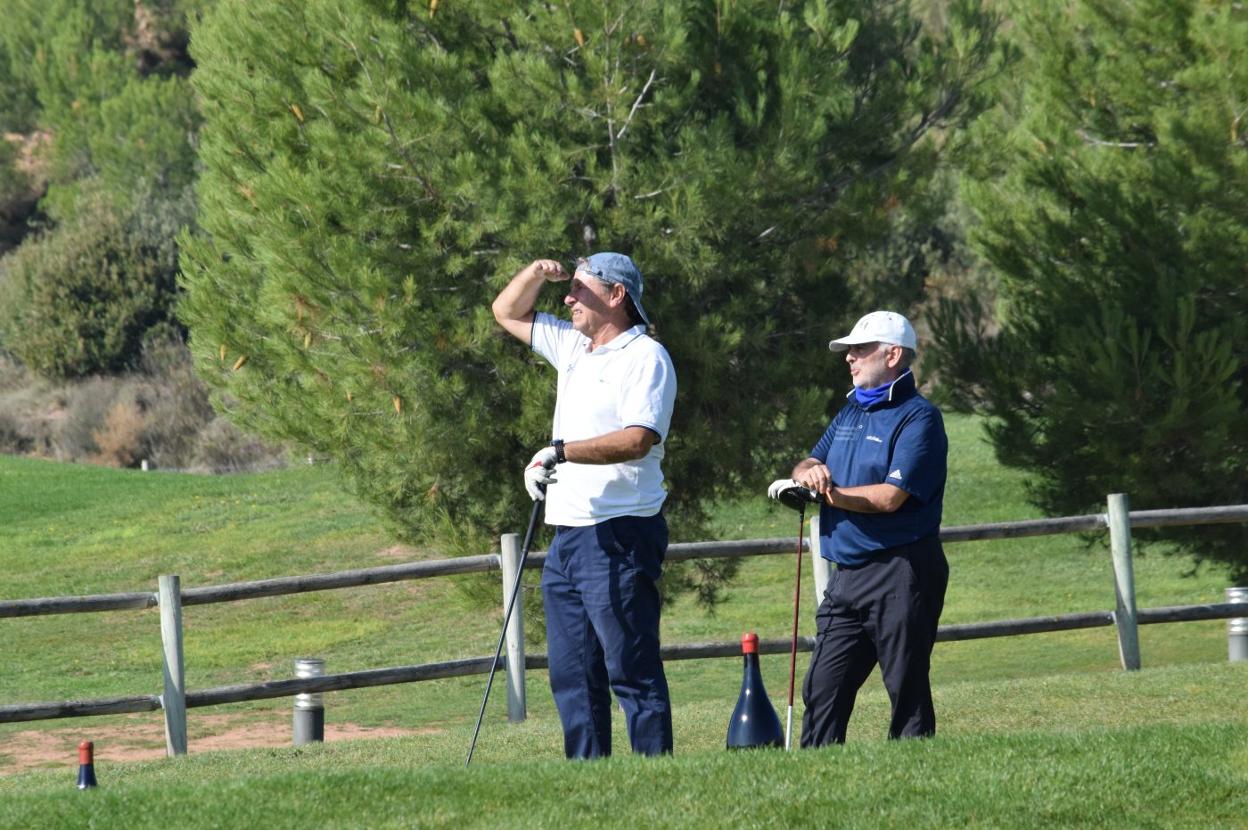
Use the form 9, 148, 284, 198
491, 252, 677, 759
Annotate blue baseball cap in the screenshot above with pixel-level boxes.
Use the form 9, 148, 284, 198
577, 252, 651, 326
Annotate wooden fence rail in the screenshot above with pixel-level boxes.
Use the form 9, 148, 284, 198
2, 495, 1247, 755
8, 505, 1248, 621
7, 505, 1248, 620
4, 599, 1246, 726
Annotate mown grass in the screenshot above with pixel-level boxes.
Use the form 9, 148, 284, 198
1, 662, 1245, 828
1, 413, 1244, 826
0, 415, 1236, 715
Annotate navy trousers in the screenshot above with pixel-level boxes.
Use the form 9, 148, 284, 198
542, 514, 672, 759
801, 536, 948, 746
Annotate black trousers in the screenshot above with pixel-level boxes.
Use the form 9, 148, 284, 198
801, 536, 949, 746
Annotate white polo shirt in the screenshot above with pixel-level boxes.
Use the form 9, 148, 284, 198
531, 312, 676, 527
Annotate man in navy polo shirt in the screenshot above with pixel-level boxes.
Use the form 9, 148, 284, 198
491, 252, 676, 759
770, 310, 948, 746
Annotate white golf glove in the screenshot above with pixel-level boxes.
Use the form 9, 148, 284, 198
524, 446, 559, 501
767, 478, 820, 511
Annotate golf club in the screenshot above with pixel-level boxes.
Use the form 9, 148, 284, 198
465, 491, 544, 767
770, 480, 820, 750
786, 501, 805, 751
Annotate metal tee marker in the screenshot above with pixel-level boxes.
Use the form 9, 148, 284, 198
466, 493, 544, 767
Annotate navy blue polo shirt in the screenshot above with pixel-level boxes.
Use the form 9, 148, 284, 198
809, 370, 947, 566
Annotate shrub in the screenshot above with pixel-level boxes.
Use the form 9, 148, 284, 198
0, 408, 32, 453
0, 138, 34, 257
56, 376, 127, 459
0, 184, 183, 379
189, 416, 288, 474
135, 332, 215, 468
0, 355, 61, 455
0, 332, 288, 470
91, 397, 148, 467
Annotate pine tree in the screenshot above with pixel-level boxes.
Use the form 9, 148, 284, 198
941, 0, 1248, 576
180, 0, 1001, 567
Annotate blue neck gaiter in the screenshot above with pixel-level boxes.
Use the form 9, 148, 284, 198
854, 383, 890, 408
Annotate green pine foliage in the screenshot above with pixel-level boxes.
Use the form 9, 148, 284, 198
940, 0, 1248, 576
0, 1, 132, 135
19, 2, 202, 221
180, 0, 1002, 561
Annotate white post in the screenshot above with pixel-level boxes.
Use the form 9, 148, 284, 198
500, 532, 527, 722
1106, 493, 1141, 671
158, 574, 188, 755
293, 657, 326, 745
808, 513, 831, 610
1227, 587, 1248, 663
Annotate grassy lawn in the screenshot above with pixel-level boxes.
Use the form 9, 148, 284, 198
1, 662, 1245, 828
1, 413, 1244, 825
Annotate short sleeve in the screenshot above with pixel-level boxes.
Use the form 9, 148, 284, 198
530, 311, 581, 369
810, 421, 838, 462
887, 409, 947, 503
617, 343, 676, 443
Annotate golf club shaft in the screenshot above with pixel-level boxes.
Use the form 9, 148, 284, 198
785, 504, 805, 751
465, 496, 543, 767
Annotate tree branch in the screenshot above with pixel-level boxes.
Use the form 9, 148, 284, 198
1077, 129, 1155, 149
616, 68, 657, 140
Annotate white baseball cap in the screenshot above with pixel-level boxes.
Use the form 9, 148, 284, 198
828, 311, 917, 352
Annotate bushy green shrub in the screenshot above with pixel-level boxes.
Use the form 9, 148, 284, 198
0, 184, 187, 379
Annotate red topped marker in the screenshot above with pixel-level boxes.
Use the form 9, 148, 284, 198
77, 741, 97, 789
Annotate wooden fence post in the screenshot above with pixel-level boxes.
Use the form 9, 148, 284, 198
157, 574, 188, 755
1107, 494, 1141, 671
500, 533, 526, 722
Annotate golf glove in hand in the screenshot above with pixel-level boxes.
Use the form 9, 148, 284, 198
767, 478, 820, 511
524, 446, 559, 501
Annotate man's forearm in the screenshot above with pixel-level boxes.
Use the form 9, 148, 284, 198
792, 457, 909, 513
492, 260, 568, 342
824, 483, 909, 513
492, 267, 544, 323
564, 427, 658, 464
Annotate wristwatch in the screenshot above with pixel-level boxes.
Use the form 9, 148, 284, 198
550, 439, 566, 464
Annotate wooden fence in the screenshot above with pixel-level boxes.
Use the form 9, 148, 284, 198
2, 494, 1247, 759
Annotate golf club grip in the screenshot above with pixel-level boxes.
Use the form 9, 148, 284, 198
518, 496, 542, 560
